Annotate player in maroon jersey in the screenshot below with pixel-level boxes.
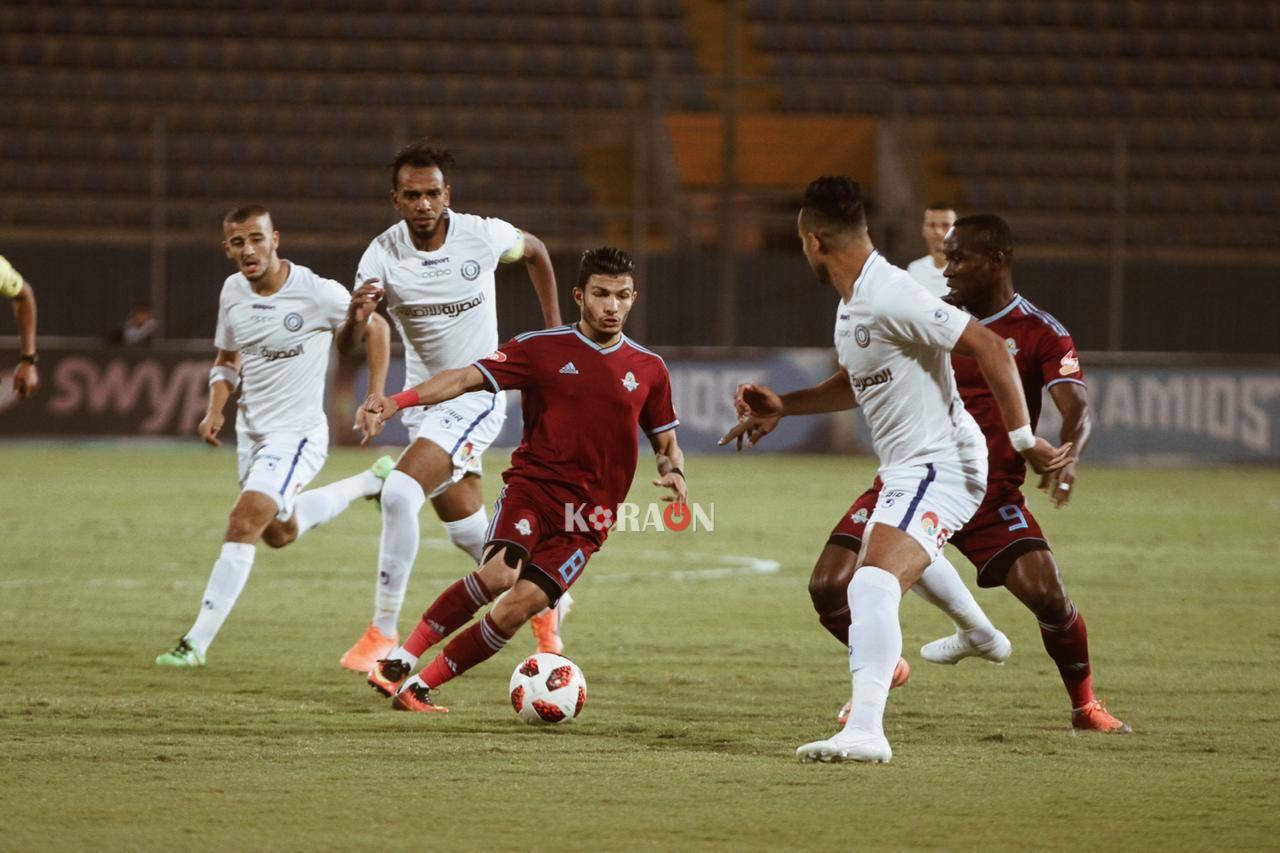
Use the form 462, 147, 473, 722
741, 215, 1127, 733
355, 246, 685, 713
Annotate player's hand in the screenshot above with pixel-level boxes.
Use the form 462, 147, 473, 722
198, 411, 224, 447
733, 383, 784, 419
718, 414, 780, 451
348, 279, 384, 325
12, 361, 38, 398
652, 470, 687, 504
1038, 460, 1077, 508
354, 393, 386, 446
356, 395, 398, 445
1020, 438, 1073, 475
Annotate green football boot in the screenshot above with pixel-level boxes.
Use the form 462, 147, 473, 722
155, 638, 205, 667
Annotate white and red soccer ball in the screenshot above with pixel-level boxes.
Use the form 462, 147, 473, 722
508, 653, 587, 724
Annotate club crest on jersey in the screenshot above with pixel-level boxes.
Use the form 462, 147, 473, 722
621, 371, 639, 392
283, 312, 304, 332
1059, 350, 1080, 375
854, 324, 871, 347
514, 519, 532, 536
932, 308, 950, 323
851, 507, 869, 525
921, 511, 940, 538
1005, 337, 1020, 356
461, 260, 481, 281
483, 350, 507, 362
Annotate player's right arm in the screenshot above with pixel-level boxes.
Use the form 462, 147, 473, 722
718, 371, 856, 450
359, 365, 487, 444
200, 349, 240, 447
953, 320, 1073, 474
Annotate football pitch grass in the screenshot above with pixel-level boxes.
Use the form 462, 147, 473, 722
2, 445, 1278, 851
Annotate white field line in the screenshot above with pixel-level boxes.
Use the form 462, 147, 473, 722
0, 546, 780, 588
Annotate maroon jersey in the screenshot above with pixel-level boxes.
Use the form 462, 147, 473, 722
472, 325, 679, 513
950, 294, 1084, 492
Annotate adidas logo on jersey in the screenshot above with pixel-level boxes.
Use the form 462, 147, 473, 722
559, 362, 579, 375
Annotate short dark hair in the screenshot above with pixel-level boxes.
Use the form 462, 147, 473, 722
223, 204, 271, 227
576, 246, 635, 289
800, 176, 867, 238
925, 201, 956, 212
390, 139, 455, 189
953, 213, 1013, 256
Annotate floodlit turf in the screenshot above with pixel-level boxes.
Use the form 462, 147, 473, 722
2, 445, 1278, 850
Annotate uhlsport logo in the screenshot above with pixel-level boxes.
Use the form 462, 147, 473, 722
564, 502, 714, 533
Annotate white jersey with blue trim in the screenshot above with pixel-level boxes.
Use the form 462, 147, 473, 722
357, 212, 521, 387
214, 261, 351, 438
835, 250, 985, 471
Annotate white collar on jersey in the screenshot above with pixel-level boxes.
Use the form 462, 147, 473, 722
980, 294, 1024, 325
572, 324, 626, 354
846, 250, 882, 302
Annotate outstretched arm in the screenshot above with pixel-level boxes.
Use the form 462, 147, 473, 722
1040, 381, 1091, 507
11, 281, 38, 398
718, 371, 857, 450
649, 428, 687, 504
953, 320, 1073, 473
513, 231, 561, 328
357, 365, 487, 445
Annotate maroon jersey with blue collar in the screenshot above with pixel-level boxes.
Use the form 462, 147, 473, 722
951, 294, 1084, 492
472, 324, 679, 512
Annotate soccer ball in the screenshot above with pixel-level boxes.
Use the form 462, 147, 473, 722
508, 653, 587, 724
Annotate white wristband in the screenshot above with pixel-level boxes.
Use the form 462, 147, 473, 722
209, 365, 240, 391
1008, 425, 1035, 452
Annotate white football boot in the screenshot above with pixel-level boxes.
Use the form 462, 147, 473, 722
920, 629, 1012, 665
796, 727, 892, 764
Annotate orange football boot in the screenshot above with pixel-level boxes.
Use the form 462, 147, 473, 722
529, 608, 562, 655
340, 624, 398, 673
1072, 699, 1132, 733
367, 658, 411, 698
837, 657, 911, 725
391, 682, 449, 714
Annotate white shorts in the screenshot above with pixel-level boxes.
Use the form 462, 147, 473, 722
401, 389, 506, 499
868, 459, 987, 562
236, 425, 329, 521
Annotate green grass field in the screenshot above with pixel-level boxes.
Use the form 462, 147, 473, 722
2, 445, 1278, 851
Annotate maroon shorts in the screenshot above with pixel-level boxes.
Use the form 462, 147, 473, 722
828, 478, 1049, 588
484, 478, 602, 604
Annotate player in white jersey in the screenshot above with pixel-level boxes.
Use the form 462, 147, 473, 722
725, 178, 1071, 763
905, 202, 956, 298
340, 141, 564, 673
155, 206, 392, 667
0, 254, 39, 399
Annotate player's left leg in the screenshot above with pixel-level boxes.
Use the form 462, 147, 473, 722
393, 576, 552, 713
277, 454, 394, 544
1003, 551, 1130, 733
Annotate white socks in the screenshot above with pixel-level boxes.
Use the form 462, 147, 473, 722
186, 542, 255, 655
846, 566, 903, 737
912, 554, 998, 646
386, 646, 419, 669
373, 471, 426, 636
442, 507, 488, 563
293, 469, 382, 537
